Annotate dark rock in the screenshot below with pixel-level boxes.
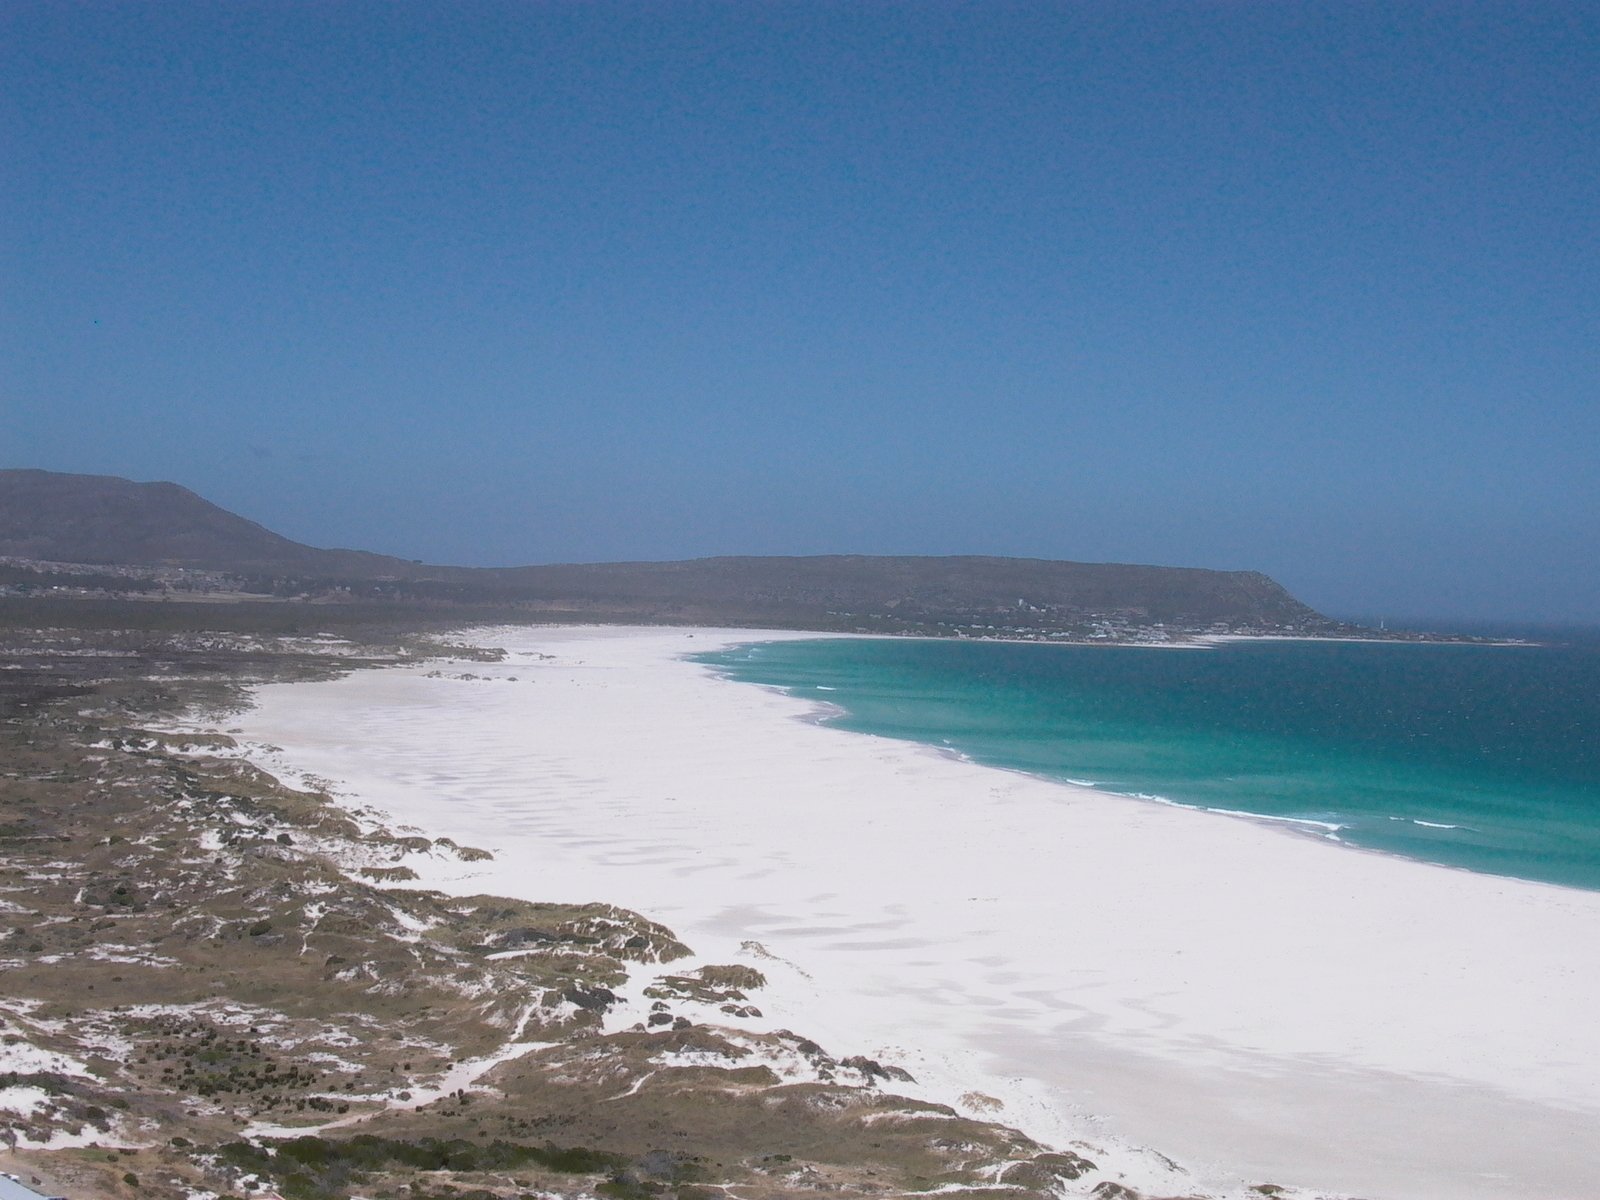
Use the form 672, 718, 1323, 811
1002, 1150, 1098, 1189
562, 984, 618, 1012
839, 1054, 910, 1083
693, 964, 766, 990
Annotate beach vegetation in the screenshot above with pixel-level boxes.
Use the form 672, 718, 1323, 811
211, 1135, 631, 1200
693, 964, 766, 991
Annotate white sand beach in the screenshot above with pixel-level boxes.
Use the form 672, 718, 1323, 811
219, 626, 1600, 1200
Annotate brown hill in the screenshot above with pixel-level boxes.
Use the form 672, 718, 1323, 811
0, 469, 412, 576
488, 555, 1330, 629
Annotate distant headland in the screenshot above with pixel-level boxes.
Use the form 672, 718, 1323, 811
0, 468, 1473, 644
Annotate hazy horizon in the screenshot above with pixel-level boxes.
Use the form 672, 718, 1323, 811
6, 4, 1595, 624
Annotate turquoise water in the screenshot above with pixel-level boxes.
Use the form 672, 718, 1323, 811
695, 634, 1600, 891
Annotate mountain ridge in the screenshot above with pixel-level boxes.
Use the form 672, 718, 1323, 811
0, 468, 1341, 636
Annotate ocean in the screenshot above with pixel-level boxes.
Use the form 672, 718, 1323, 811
695, 631, 1600, 892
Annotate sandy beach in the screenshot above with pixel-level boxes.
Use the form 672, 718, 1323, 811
218, 625, 1600, 1200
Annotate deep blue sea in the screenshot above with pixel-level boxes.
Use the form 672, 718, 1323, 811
695, 631, 1600, 891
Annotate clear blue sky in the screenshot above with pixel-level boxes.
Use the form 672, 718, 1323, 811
4, 2, 1596, 623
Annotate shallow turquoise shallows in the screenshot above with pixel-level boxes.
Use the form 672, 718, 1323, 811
694, 634, 1600, 892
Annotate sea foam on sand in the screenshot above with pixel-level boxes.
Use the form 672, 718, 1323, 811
224, 626, 1600, 1200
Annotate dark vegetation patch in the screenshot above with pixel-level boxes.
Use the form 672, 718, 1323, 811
213, 1135, 630, 1200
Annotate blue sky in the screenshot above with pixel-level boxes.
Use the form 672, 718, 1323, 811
4, 2, 1596, 622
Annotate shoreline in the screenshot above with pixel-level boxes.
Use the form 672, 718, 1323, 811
215, 624, 1600, 1200
700, 632, 1580, 896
